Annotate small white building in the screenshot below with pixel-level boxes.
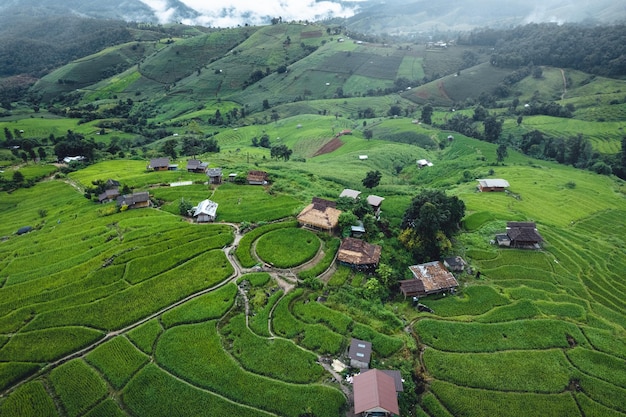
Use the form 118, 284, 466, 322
193, 199, 218, 223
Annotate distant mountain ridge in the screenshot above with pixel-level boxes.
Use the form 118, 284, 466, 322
0, 0, 623, 32
0, 0, 198, 24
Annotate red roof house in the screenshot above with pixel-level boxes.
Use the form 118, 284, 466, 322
353, 369, 400, 416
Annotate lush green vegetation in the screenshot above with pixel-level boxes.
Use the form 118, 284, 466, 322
0, 16, 625, 417
255, 228, 320, 268
235, 220, 298, 267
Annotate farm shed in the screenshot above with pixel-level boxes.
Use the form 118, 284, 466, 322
148, 157, 170, 171
98, 188, 120, 203
62, 156, 85, 164
443, 256, 466, 272
206, 168, 223, 184
337, 237, 381, 271
186, 159, 208, 173
399, 261, 458, 298
366, 195, 384, 217
417, 159, 433, 168
348, 338, 372, 369
340, 189, 361, 199
247, 170, 269, 185
498, 221, 543, 248
297, 197, 342, 233
351, 221, 365, 238
192, 199, 218, 222
477, 178, 510, 192
353, 369, 400, 416
116, 192, 151, 209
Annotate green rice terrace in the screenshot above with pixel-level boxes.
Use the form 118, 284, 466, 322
1, 130, 625, 416
0, 19, 626, 417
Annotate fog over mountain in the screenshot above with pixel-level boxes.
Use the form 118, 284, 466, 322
0, 0, 624, 31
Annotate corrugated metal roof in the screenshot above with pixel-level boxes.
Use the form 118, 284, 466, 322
353, 369, 400, 415
477, 178, 510, 188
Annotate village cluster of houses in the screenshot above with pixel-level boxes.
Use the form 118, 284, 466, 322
98, 159, 273, 222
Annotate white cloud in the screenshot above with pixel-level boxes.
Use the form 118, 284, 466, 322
172, 0, 359, 27
139, 0, 178, 23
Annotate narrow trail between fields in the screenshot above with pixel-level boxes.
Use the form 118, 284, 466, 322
2, 221, 350, 411
560, 68, 568, 100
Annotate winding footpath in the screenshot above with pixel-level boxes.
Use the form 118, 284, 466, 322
2, 221, 352, 412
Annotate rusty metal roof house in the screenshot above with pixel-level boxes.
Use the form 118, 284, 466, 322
349, 338, 372, 369
247, 170, 269, 185
297, 197, 342, 233
337, 237, 381, 271
399, 261, 459, 298
353, 369, 400, 416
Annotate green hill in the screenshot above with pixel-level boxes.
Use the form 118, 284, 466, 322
1, 20, 626, 417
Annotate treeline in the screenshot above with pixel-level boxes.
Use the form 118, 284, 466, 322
437, 108, 626, 179
460, 23, 626, 77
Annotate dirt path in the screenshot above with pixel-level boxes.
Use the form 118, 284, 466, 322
560, 68, 567, 100
2, 221, 349, 410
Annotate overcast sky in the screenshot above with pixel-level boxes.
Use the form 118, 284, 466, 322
140, 0, 363, 26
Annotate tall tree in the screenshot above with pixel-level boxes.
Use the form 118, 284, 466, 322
483, 116, 503, 143
496, 143, 508, 163
161, 139, 178, 159
362, 170, 382, 189
421, 104, 433, 125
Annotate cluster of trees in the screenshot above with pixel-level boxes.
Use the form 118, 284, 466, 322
399, 190, 466, 261
251, 134, 271, 148
181, 136, 220, 157
208, 107, 247, 126
53, 130, 97, 161
438, 112, 502, 143
518, 130, 626, 177
461, 23, 626, 77
270, 144, 292, 161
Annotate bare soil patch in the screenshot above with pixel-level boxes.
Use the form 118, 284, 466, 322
313, 137, 343, 156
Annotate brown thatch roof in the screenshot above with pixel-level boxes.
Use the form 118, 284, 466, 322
337, 237, 381, 266
297, 198, 341, 231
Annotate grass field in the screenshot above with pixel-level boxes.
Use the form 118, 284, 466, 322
1, 21, 626, 417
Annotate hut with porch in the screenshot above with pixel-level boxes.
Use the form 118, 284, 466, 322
337, 237, 381, 271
